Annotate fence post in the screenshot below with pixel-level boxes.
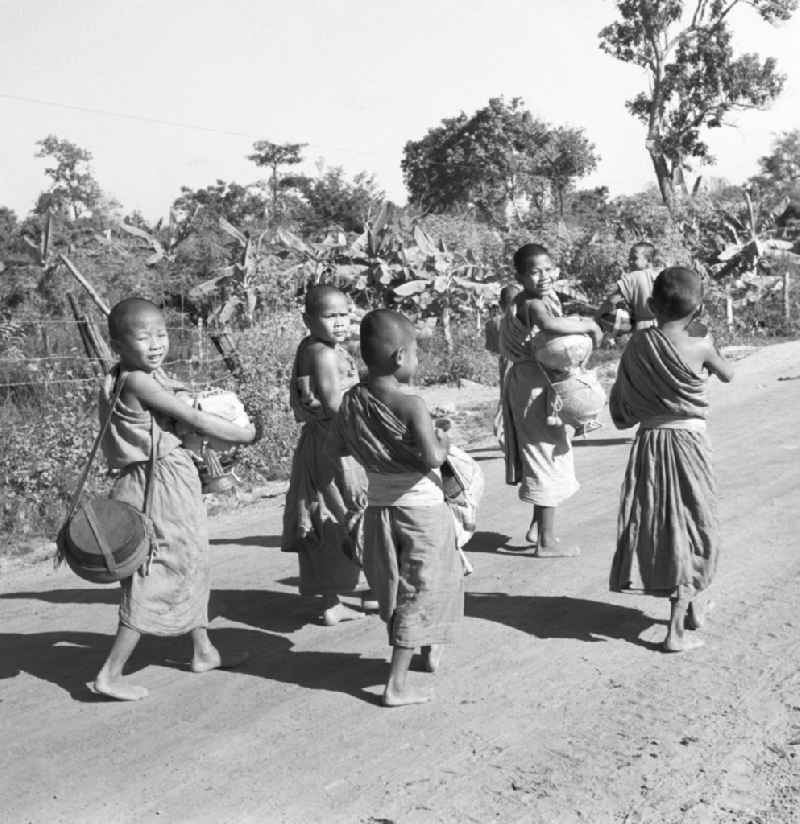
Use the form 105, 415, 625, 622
784, 270, 792, 323
67, 293, 113, 376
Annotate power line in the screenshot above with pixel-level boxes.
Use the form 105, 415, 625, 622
0, 92, 392, 159
0, 93, 264, 140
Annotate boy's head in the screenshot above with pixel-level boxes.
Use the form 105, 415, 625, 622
303, 285, 350, 345
649, 267, 703, 322
499, 283, 520, 310
512, 243, 555, 296
360, 309, 418, 382
629, 242, 656, 271
108, 297, 168, 372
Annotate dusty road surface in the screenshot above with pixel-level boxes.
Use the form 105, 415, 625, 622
2, 343, 800, 824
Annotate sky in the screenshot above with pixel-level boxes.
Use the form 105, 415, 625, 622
2, 0, 800, 221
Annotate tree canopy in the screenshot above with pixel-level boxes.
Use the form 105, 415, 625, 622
34, 135, 105, 220
599, 0, 797, 214
401, 97, 598, 224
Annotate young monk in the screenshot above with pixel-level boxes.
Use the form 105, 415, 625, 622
332, 309, 464, 707
609, 267, 733, 652
596, 242, 659, 335
92, 298, 258, 700
499, 243, 602, 555
281, 285, 369, 625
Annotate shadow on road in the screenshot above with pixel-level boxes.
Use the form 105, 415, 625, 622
465, 592, 663, 648
572, 437, 633, 448
0, 587, 322, 635
0, 625, 388, 705
209, 534, 282, 548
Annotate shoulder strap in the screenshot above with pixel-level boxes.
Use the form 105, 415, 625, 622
65, 370, 127, 521
143, 411, 157, 516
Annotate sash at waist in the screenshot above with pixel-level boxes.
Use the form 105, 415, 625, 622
366, 470, 444, 507
639, 416, 706, 432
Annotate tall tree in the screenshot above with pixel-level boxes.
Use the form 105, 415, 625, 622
296, 167, 384, 234
402, 97, 596, 224
172, 179, 266, 227
35, 135, 104, 219
247, 140, 307, 224
540, 127, 599, 216
599, 0, 796, 215
750, 129, 800, 206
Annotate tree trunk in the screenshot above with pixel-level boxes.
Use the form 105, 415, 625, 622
725, 285, 734, 332
441, 304, 453, 355
784, 271, 792, 323
647, 146, 676, 216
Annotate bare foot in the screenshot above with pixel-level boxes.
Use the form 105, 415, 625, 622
191, 648, 250, 673
685, 599, 715, 631
382, 685, 432, 707
322, 602, 366, 626
661, 635, 706, 653
421, 645, 444, 673
525, 520, 538, 545
89, 676, 148, 701
534, 539, 580, 558
360, 595, 380, 612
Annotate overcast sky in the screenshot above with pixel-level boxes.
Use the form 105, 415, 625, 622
2, 0, 800, 221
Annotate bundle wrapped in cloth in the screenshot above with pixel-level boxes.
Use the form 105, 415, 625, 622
531, 330, 606, 429
177, 389, 252, 493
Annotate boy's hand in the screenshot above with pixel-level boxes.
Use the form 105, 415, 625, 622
435, 426, 452, 453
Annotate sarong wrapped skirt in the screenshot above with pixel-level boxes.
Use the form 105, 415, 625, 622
363, 502, 463, 648
610, 428, 718, 597
114, 448, 210, 636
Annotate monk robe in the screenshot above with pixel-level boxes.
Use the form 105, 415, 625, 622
281, 339, 367, 596
609, 328, 718, 597
498, 293, 579, 506
99, 366, 210, 636
332, 385, 463, 648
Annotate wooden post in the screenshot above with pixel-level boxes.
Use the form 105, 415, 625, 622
67, 293, 113, 375
209, 327, 244, 378
785, 270, 792, 323
59, 254, 110, 316
197, 317, 206, 370
725, 285, 734, 332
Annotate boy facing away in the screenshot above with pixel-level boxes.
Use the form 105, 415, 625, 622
609, 267, 734, 652
92, 298, 257, 700
499, 243, 602, 555
332, 309, 464, 707
281, 285, 370, 625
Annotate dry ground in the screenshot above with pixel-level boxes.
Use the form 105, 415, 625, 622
2, 344, 800, 824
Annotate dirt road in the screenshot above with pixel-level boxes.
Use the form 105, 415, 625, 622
2, 344, 800, 824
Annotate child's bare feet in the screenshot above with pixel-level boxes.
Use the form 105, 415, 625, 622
685, 599, 714, 631
190, 647, 249, 673
382, 685, 432, 707
421, 645, 444, 673
662, 635, 705, 653
525, 519, 538, 546
534, 538, 580, 558
89, 675, 148, 701
360, 592, 380, 612
322, 600, 366, 626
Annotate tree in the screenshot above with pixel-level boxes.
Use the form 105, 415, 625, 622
34, 135, 104, 219
247, 140, 307, 224
599, 0, 796, 215
750, 130, 800, 206
540, 127, 599, 216
402, 97, 597, 224
173, 179, 266, 227
296, 167, 384, 234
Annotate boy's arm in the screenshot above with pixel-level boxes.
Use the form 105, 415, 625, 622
528, 299, 603, 345
397, 394, 449, 469
702, 336, 734, 383
126, 371, 257, 444
308, 344, 344, 414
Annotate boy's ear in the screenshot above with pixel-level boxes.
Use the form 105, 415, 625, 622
646, 297, 655, 315
393, 347, 405, 368
109, 338, 122, 356
301, 312, 313, 330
